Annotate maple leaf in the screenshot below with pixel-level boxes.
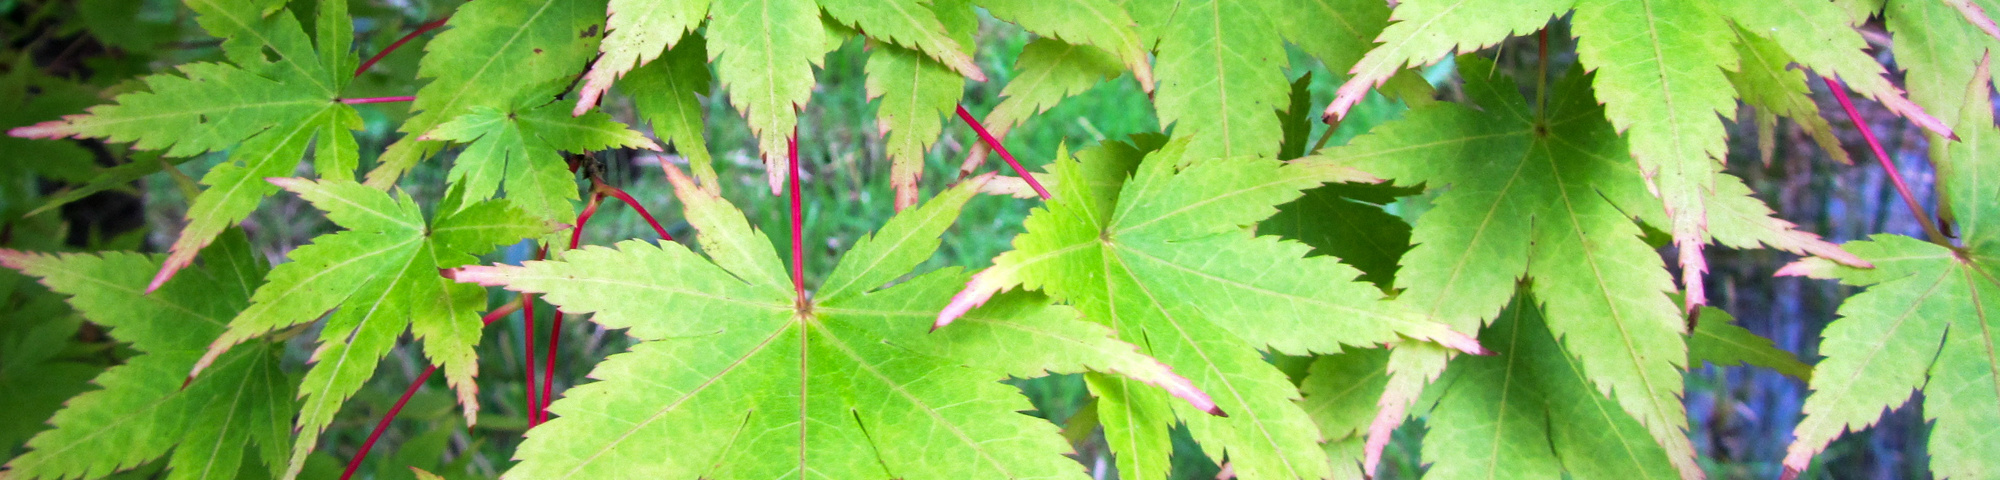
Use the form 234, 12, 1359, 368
1778, 58, 2000, 480
936, 137, 1482, 479
421, 89, 661, 222
1688, 306, 1813, 382
7, 0, 363, 293
958, 38, 1127, 179
1863, 0, 2000, 132
447, 164, 1212, 479
1323, 57, 1860, 479
190, 179, 552, 480
1147, 0, 1291, 162
865, 0, 973, 210
1723, 25, 1851, 166
573, 0, 986, 194
2, 232, 298, 480
1330, 0, 1947, 315
365, 0, 607, 189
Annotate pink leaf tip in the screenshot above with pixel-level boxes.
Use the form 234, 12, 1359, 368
9, 120, 77, 139
934, 274, 1004, 331
0, 248, 35, 271
266, 177, 307, 191
445, 265, 516, 287
145, 252, 198, 294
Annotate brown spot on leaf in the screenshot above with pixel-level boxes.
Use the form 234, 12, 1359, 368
534, 48, 544, 54
581, 25, 599, 38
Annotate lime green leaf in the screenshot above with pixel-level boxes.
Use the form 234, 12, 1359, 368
451, 166, 1207, 479
192, 179, 550, 479
1265, 183, 1415, 288
1152, 0, 1291, 161
1783, 61, 2000, 479
1884, 0, 2000, 131
626, 32, 719, 191
1329, 58, 1697, 478
1688, 306, 1812, 382
2, 232, 297, 480
423, 93, 658, 222
964, 38, 1126, 178
864, 0, 972, 210
1297, 348, 1389, 480
819, 0, 983, 80
976, 0, 1152, 87
943, 138, 1479, 479
366, 0, 607, 188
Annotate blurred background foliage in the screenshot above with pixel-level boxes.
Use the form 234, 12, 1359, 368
0, 0, 1946, 478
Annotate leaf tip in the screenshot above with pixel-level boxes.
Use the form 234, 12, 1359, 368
145, 250, 198, 294
0, 248, 36, 272
8, 119, 77, 139
936, 278, 1002, 331
445, 265, 516, 287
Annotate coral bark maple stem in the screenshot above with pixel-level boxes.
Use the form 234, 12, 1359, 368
355, 17, 449, 77
955, 105, 1051, 200
523, 246, 547, 425
789, 130, 806, 302
339, 300, 521, 480
595, 182, 673, 240
1822, 78, 1950, 245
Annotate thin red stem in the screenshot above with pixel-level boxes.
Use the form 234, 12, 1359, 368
595, 183, 673, 240
522, 246, 547, 426
1822, 78, 1950, 245
339, 96, 417, 105
955, 105, 1051, 200
789, 131, 806, 301
355, 17, 449, 77
538, 193, 604, 423
338, 300, 521, 480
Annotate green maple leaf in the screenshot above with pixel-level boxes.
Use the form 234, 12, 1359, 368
976, 0, 1153, 88
1687, 306, 1812, 382
1859, 0, 2000, 131
1323, 57, 1858, 479
865, 0, 973, 210
1723, 25, 1850, 166
365, 0, 607, 188
1331, 0, 1946, 313
421, 89, 660, 222
936, 137, 1481, 479
1778, 60, 2000, 479
572, 0, 985, 195
1146, 0, 1291, 162
191, 179, 552, 480
7, 0, 363, 294
449, 165, 1211, 479
2, 232, 298, 480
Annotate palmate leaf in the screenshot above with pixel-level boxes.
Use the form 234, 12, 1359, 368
365, 0, 607, 189
448, 164, 1211, 479
7, 0, 362, 293
865, 0, 973, 210
191, 179, 551, 480
1331, 0, 1945, 313
422, 90, 660, 222
1324, 57, 1857, 479
2, 232, 298, 480
938, 138, 1482, 479
575, 0, 984, 195
1779, 60, 2000, 480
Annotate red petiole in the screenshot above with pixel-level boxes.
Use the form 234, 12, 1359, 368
955, 105, 1050, 200
1822, 78, 1950, 245
339, 96, 416, 105
355, 17, 449, 77
789, 130, 806, 303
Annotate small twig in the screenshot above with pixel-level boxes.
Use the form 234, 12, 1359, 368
955, 105, 1051, 200
338, 300, 522, 480
522, 246, 546, 425
355, 17, 449, 77
538, 192, 605, 423
593, 181, 672, 240
1822, 78, 1951, 245
340, 96, 417, 105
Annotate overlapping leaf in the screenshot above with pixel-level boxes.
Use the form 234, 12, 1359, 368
2, 232, 297, 480
1331, 0, 1945, 313
366, 0, 608, 188
625, 32, 721, 191
938, 138, 1482, 479
1779, 60, 2000, 479
192, 179, 550, 480
1322, 58, 1857, 479
422, 90, 659, 222
449, 165, 1211, 479
7, 0, 362, 293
